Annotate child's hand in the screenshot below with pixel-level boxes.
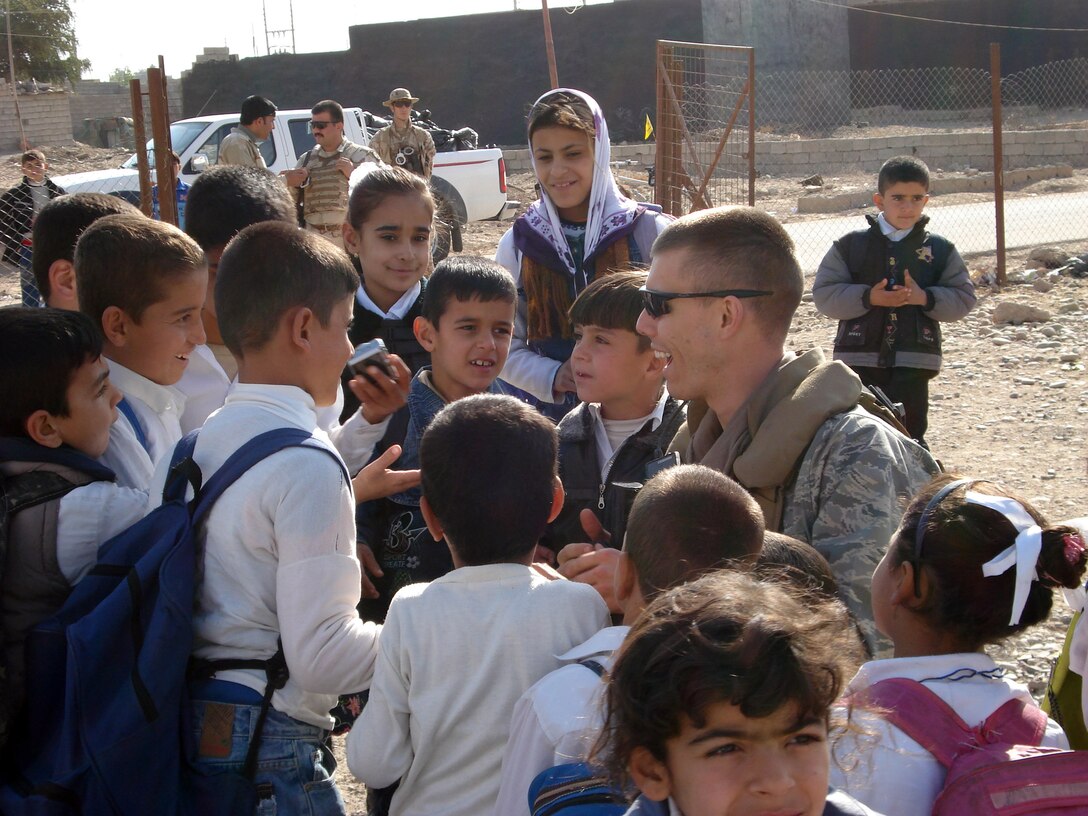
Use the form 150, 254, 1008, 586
532, 544, 557, 566
356, 542, 384, 599
557, 541, 595, 566
351, 444, 421, 502
869, 278, 911, 308
352, 354, 412, 425
903, 271, 928, 306
552, 360, 577, 399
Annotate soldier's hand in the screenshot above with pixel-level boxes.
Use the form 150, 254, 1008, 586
280, 167, 309, 187
337, 156, 355, 178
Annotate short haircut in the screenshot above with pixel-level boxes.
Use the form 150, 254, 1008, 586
311, 99, 345, 124
756, 532, 840, 601
890, 474, 1088, 651
240, 95, 276, 125
215, 221, 358, 356
569, 269, 650, 351
421, 394, 558, 564
22, 149, 45, 164
76, 213, 206, 326
527, 90, 594, 142
651, 206, 803, 338
184, 165, 295, 252
32, 193, 140, 300
346, 165, 434, 231
420, 255, 516, 327
878, 155, 930, 193
624, 465, 763, 600
0, 307, 102, 436
598, 570, 864, 783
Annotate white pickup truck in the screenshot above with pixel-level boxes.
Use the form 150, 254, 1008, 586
53, 107, 517, 254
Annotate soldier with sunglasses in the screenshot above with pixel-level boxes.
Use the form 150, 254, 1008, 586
369, 88, 436, 181
281, 99, 382, 250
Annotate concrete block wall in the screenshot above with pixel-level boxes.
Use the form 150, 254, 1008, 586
70, 78, 184, 141
503, 142, 656, 174
0, 86, 73, 151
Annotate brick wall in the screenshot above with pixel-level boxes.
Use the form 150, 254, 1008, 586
70, 78, 184, 142
0, 86, 73, 151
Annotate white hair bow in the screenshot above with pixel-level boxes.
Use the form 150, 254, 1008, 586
969, 491, 1042, 626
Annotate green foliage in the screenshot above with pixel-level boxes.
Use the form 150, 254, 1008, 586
108, 66, 136, 84
0, 0, 89, 85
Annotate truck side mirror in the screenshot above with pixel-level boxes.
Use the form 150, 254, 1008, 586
190, 154, 209, 174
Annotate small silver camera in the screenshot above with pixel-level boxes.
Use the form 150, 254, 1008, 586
347, 338, 396, 383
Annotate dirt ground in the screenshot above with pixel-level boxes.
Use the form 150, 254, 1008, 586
3, 144, 1088, 813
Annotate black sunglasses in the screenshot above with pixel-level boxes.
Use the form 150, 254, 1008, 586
309, 120, 333, 130
392, 100, 413, 108
638, 286, 773, 318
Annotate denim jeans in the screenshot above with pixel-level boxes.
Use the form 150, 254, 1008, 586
186, 695, 346, 816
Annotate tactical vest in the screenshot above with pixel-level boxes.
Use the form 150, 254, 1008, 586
832, 215, 953, 367
302, 149, 350, 221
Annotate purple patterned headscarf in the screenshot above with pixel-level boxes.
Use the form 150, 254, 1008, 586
522, 88, 641, 277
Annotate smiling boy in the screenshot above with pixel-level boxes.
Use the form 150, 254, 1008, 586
356, 255, 518, 622
75, 213, 207, 488
812, 156, 976, 447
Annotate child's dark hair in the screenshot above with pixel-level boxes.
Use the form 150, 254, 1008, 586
184, 165, 295, 251
625, 465, 763, 600
569, 269, 651, 352
215, 221, 358, 357
346, 165, 434, 231
420, 394, 557, 565
527, 90, 595, 142
21, 149, 45, 165
420, 255, 516, 327
32, 193, 140, 300
877, 155, 930, 194
0, 307, 102, 436
756, 532, 840, 601
76, 213, 206, 327
890, 474, 1087, 651
598, 570, 864, 784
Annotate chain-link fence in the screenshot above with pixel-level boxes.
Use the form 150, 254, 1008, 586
657, 45, 1088, 276
654, 41, 754, 217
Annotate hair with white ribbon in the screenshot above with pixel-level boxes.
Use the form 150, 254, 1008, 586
968, 491, 1043, 627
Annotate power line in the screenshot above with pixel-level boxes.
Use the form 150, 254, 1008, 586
797, 0, 1088, 33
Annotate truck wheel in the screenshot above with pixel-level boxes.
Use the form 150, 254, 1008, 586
451, 221, 463, 253
431, 194, 460, 264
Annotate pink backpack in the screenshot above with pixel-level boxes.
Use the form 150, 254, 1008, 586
860, 678, 1088, 815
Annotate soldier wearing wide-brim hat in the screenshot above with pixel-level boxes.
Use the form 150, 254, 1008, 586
371, 88, 436, 180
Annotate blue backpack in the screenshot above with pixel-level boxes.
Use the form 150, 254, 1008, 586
0, 428, 347, 816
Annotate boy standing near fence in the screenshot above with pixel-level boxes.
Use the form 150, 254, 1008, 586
812, 156, 976, 447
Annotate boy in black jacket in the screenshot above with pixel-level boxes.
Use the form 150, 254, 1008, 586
543, 271, 685, 611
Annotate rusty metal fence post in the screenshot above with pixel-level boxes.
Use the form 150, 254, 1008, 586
129, 79, 152, 217
654, 41, 756, 217
990, 42, 1006, 286
147, 64, 176, 227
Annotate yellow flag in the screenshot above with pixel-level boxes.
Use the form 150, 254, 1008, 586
644, 114, 654, 140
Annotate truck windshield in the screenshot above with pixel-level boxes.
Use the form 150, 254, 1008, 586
121, 121, 210, 169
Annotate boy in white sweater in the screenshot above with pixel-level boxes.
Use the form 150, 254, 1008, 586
347, 394, 610, 816
160, 222, 385, 814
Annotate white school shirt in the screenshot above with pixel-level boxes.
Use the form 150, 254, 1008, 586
147, 383, 380, 729
589, 390, 669, 481
494, 625, 629, 816
830, 653, 1068, 816
355, 281, 421, 320
56, 481, 148, 584
347, 563, 610, 816
98, 359, 184, 489
176, 344, 232, 434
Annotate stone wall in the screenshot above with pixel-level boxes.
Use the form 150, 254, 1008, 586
70, 77, 184, 144
0, 87, 73, 152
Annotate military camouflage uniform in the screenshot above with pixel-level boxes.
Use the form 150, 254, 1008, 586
217, 126, 266, 169
370, 123, 436, 179
676, 349, 939, 654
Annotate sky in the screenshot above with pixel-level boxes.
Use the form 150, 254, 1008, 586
72, 0, 616, 81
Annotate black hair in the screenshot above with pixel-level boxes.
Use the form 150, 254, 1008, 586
890, 474, 1088, 651
651, 206, 803, 339
756, 532, 840, 601
420, 394, 558, 565
877, 155, 930, 194
528, 91, 595, 142
420, 255, 516, 327
311, 99, 345, 124
0, 306, 102, 435
625, 465, 763, 600
215, 221, 358, 356
569, 269, 651, 352
184, 165, 295, 252
346, 164, 434, 231
32, 193, 140, 300
240, 95, 277, 125
76, 213, 206, 326
598, 570, 864, 784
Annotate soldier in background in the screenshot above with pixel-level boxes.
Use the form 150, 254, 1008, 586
281, 99, 382, 251
558, 206, 940, 655
218, 96, 277, 169
370, 88, 436, 181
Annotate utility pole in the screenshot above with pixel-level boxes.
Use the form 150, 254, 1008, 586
5, 0, 26, 149
541, 0, 559, 89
